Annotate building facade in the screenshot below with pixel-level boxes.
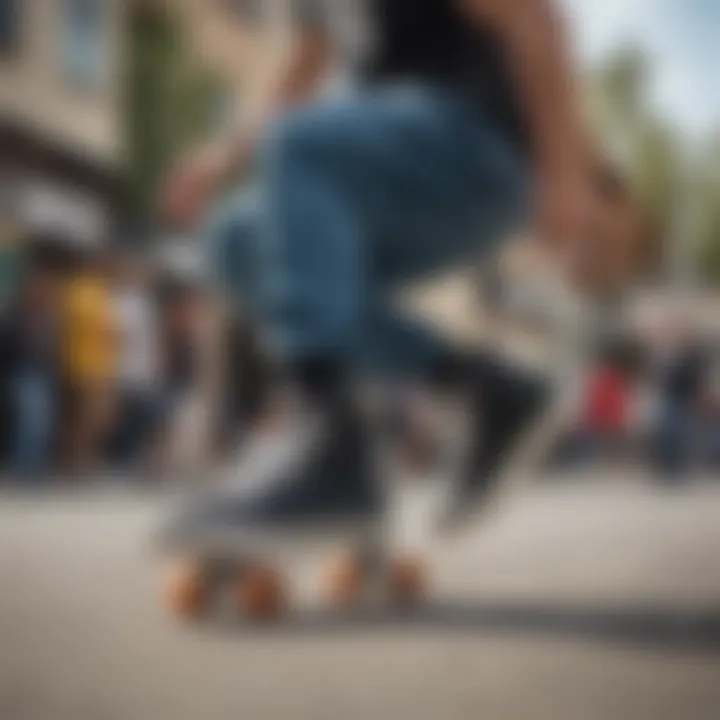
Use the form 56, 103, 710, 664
172, 0, 287, 135
0, 0, 125, 296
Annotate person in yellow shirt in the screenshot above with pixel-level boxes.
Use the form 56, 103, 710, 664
61, 249, 117, 475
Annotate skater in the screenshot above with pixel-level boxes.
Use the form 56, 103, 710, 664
160, 0, 597, 543
107, 250, 162, 471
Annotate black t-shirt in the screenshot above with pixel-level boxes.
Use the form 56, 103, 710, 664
242, 0, 529, 150
658, 345, 707, 406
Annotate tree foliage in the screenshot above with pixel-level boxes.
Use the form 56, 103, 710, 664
590, 45, 720, 284
122, 2, 225, 236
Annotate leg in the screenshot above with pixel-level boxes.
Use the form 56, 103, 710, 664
70, 381, 113, 476
109, 390, 158, 469
204, 187, 264, 315
654, 400, 687, 481
159, 87, 532, 575
205, 88, 527, 379
13, 371, 53, 477
107, 390, 131, 466
259, 86, 528, 371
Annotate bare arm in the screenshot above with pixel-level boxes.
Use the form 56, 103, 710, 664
459, 0, 592, 247
163, 28, 333, 226
226, 27, 334, 166
461, 0, 588, 171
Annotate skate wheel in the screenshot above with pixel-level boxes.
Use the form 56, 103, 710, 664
161, 557, 207, 618
387, 555, 426, 607
236, 564, 286, 622
322, 552, 365, 608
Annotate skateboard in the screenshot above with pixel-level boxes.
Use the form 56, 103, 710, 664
158, 285, 593, 625
158, 513, 428, 622
157, 369, 584, 625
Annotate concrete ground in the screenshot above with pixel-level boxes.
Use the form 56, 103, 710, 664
1, 474, 719, 720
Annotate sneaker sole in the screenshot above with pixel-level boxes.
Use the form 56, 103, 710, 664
153, 514, 384, 560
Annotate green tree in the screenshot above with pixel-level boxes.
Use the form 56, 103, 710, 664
695, 134, 720, 281
589, 46, 720, 285
631, 119, 680, 242
587, 46, 720, 283
122, 2, 225, 235
588, 45, 650, 160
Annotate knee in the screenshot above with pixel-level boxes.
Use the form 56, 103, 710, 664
262, 108, 344, 169
205, 190, 258, 244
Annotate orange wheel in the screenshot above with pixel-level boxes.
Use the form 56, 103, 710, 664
387, 555, 426, 607
322, 551, 366, 608
236, 564, 287, 622
161, 557, 207, 618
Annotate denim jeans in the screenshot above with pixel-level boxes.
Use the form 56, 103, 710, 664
13, 369, 54, 476
206, 85, 529, 377
653, 399, 693, 480
108, 389, 161, 468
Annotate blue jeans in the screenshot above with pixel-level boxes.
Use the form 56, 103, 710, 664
653, 400, 693, 480
206, 86, 528, 377
108, 389, 161, 468
13, 370, 54, 476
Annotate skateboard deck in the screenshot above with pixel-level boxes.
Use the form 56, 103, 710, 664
158, 282, 593, 624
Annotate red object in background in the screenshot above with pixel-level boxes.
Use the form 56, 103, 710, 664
583, 367, 629, 434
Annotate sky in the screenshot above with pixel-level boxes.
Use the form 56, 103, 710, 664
563, 0, 720, 137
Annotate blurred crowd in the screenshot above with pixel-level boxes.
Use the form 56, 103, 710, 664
565, 323, 720, 479
1, 237, 718, 486
0, 238, 219, 481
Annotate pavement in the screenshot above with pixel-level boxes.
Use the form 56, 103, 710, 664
1, 473, 720, 720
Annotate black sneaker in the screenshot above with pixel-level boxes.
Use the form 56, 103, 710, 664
157, 387, 382, 555
441, 352, 551, 530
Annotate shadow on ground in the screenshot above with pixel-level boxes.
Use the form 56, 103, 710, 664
202, 601, 720, 653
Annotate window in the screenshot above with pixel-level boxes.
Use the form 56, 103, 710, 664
62, 0, 107, 90
0, 0, 20, 58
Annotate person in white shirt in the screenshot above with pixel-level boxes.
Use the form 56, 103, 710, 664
108, 251, 161, 469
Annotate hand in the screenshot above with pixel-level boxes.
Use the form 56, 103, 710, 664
161, 142, 236, 229
534, 164, 618, 294
534, 164, 594, 253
